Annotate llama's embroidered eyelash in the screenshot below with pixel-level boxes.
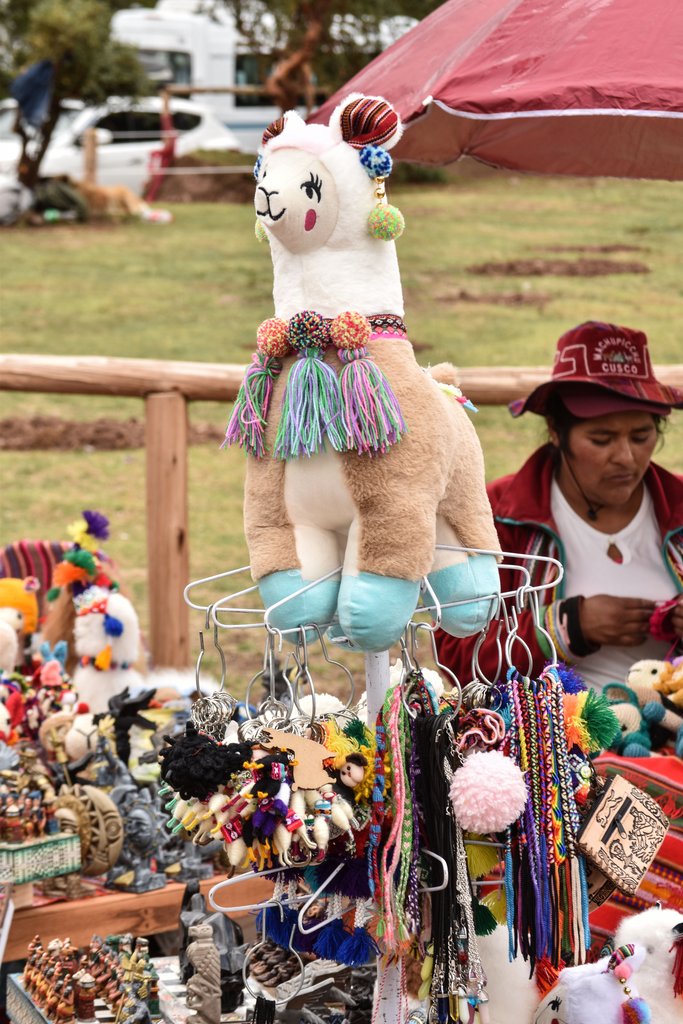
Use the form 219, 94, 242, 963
300, 173, 322, 201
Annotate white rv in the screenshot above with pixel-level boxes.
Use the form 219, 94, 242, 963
112, 0, 281, 152
112, 2, 417, 154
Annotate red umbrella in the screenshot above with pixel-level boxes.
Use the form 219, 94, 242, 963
312, 0, 683, 179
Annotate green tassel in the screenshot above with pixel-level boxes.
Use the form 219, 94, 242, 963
473, 897, 498, 936
46, 587, 61, 602
66, 548, 97, 575
584, 688, 621, 752
343, 718, 370, 746
274, 350, 346, 458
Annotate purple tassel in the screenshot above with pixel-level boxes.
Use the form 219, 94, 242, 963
338, 347, 406, 454
312, 916, 351, 961
224, 352, 283, 458
554, 661, 587, 694
335, 925, 380, 967
82, 509, 109, 540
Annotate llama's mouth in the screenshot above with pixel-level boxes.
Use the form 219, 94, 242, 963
256, 187, 286, 222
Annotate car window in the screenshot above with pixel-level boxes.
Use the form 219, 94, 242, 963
172, 111, 201, 132
0, 106, 18, 139
94, 111, 162, 144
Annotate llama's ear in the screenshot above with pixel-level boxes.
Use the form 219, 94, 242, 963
261, 109, 307, 148
330, 93, 403, 151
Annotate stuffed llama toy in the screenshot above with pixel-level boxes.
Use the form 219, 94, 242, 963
226, 94, 500, 651
532, 944, 650, 1024
615, 905, 683, 1024
71, 586, 144, 713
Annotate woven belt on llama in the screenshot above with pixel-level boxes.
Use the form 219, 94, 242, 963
225, 310, 408, 459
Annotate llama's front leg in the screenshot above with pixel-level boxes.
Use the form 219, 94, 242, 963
426, 517, 500, 638
245, 454, 340, 633
336, 513, 428, 653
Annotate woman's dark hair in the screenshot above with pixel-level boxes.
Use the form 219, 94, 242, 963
545, 392, 666, 460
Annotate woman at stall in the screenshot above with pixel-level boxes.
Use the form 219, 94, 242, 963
436, 321, 683, 690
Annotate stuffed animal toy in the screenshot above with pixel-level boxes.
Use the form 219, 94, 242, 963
71, 586, 144, 713
650, 656, 683, 709
225, 93, 500, 652
533, 944, 650, 1024
615, 906, 683, 1024
0, 618, 18, 675
604, 684, 653, 758
0, 575, 40, 663
624, 659, 683, 757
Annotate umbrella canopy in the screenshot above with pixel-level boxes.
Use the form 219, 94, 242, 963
312, 0, 683, 179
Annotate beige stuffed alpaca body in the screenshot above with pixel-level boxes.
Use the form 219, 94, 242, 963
229, 95, 500, 651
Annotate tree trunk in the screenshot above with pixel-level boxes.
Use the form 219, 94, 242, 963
265, 0, 334, 113
17, 88, 64, 191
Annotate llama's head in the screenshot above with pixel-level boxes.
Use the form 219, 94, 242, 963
254, 94, 403, 255
74, 586, 139, 668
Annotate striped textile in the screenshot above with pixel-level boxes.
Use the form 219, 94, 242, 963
339, 96, 399, 149
0, 540, 69, 619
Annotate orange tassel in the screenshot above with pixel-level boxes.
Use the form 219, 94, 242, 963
95, 645, 112, 670
52, 561, 89, 587
535, 955, 564, 997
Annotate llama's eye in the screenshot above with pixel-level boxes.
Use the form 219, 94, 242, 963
550, 997, 562, 1010
300, 173, 322, 202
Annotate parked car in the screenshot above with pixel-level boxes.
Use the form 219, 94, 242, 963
0, 96, 240, 195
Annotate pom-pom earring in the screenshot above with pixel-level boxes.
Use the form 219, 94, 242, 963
367, 173, 404, 241
254, 220, 268, 243
224, 317, 290, 458
331, 310, 406, 454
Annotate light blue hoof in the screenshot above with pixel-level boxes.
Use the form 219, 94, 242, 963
337, 572, 420, 652
258, 570, 340, 636
427, 555, 499, 638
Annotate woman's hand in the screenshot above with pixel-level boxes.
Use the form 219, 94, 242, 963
671, 597, 683, 639
579, 595, 656, 647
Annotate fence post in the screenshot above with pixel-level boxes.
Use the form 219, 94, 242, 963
145, 391, 190, 667
83, 128, 97, 185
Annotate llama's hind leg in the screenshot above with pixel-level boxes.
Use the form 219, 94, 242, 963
245, 455, 340, 633
426, 516, 500, 638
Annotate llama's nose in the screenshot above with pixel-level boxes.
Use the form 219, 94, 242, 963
258, 186, 279, 200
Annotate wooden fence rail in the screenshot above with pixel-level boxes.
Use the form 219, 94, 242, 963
2, 354, 682, 667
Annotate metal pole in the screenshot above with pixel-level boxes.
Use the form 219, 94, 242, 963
364, 651, 403, 1022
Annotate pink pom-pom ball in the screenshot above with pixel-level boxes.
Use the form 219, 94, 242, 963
288, 310, 330, 351
330, 311, 371, 351
256, 317, 290, 358
614, 962, 632, 981
449, 749, 527, 833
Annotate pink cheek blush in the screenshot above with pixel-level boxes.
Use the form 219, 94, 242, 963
305, 209, 317, 231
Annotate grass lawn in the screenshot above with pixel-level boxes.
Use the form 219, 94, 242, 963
1, 169, 682, 669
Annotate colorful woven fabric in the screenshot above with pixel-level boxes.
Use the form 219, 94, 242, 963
595, 752, 683, 837
0, 540, 69, 619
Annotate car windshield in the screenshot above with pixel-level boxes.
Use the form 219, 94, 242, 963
0, 105, 81, 140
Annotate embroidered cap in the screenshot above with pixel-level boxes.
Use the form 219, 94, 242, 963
509, 321, 683, 417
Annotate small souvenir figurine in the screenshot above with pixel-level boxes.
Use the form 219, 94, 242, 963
57, 982, 76, 1024
5, 802, 24, 843
75, 972, 97, 1022
146, 966, 160, 1019
44, 793, 59, 834
185, 923, 221, 1024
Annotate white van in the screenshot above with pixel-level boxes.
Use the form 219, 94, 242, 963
112, 0, 281, 153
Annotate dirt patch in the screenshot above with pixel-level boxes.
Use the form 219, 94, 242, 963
438, 287, 551, 309
0, 416, 225, 451
152, 156, 254, 204
541, 244, 649, 254
467, 258, 650, 277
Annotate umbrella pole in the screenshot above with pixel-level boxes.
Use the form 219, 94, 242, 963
365, 651, 403, 1022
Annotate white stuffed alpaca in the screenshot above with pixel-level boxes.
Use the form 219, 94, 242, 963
71, 586, 143, 714
226, 93, 500, 651
615, 906, 683, 1024
533, 945, 649, 1024
0, 619, 19, 675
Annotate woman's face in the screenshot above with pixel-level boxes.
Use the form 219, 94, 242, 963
551, 410, 658, 508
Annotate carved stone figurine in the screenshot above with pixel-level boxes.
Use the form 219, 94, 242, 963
74, 972, 96, 1022
185, 923, 221, 1024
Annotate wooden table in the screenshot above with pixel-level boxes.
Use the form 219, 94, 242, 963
5, 873, 272, 962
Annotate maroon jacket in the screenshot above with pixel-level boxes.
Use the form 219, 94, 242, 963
435, 445, 683, 682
